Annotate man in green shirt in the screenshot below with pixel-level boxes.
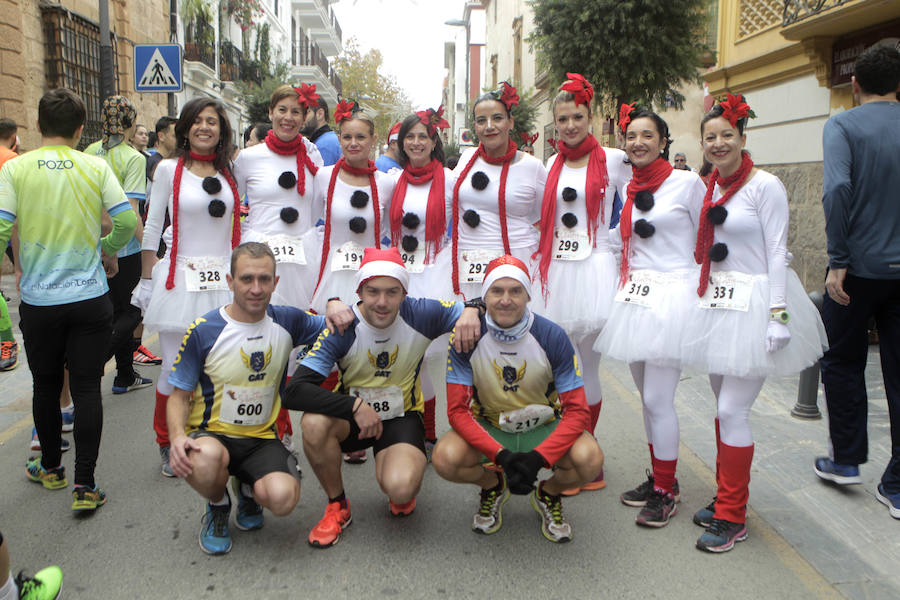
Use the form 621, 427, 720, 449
0, 88, 137, 512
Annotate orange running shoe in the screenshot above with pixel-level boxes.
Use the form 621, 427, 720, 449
389, 497, 416, 517
561, 469, 606, 497
308, 500, 352, 548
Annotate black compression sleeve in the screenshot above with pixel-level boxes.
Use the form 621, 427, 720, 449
282, 365, 357, 420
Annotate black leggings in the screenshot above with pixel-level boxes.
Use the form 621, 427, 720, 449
107, 252, 142, 382
20, 294, 113, 487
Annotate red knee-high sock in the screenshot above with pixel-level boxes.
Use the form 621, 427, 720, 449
714, 417, 722, 488
276, 409, 293, 438
648, 443, 655, 466
714, 442, 754, 523
154, 390, 170, 447
588, 400, 602, 435
652, 458, 677, 494
423, 397, 436, 441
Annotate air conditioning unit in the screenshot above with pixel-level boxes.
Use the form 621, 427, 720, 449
458, 128, 474, 146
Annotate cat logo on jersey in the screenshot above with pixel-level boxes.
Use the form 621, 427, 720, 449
241, 344, 272, 381
493, 359, 526, 392
368, 345, 399, 377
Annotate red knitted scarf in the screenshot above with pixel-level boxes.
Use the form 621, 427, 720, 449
694, 151, 754, 296
264, 130, 319, 196
390, 158, 445, 261
450, 138, 517, 296
166, 151, 241, 290
618, 157, 673, 288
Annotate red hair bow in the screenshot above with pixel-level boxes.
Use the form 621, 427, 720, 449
334, 98, 356, 124
560, 72, 594, 107
294, 83, 321, 110
416, 105, 450, 137
519, 131, 539, 146
619, 102, 637, 133
500, 82, 519, 111
718, 93, 751, 128
547, 137, 558, 151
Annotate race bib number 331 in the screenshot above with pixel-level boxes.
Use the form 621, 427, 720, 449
699, 271, 755, 311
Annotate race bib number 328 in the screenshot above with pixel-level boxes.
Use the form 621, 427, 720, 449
184, 257, 229, 292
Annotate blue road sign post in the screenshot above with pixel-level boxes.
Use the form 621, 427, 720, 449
135, 44, 183, 92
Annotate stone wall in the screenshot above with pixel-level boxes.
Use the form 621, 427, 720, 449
763, 161, 827, 293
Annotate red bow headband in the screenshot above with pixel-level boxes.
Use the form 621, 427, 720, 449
496, 81, 519, 111
619, 102, 637, 133
415, 106, 450, 137
294, 83, 321, 110
334, 98, 359, 124
560, 72, 594, 107
547, 137, 558, 151
717, 93, 755, 129
519, 131, 539, 146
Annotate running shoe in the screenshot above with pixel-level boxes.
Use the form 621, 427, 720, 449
876, 484, 900, 519
343, 449, 367, 464
199, 502, 232, 555
620, 469, 680, 507
814, 457, 862, 485
112, 373, 153, 394
561, 469, 606, 496
530, 485, 572, 543
636, 489, 678, 527
231, 477, 264, 531
14, 565, 63, 600
0, 340, 18, 371
25, 457, 67, 490
389, 497, 416, 517
308, 500, 352, 548
472, 472, 509, 535
424, 439, 436, 463
30, 429, 70, 453
160, 446, 175, 478
693, 497, 716, 527
696, 518, 748, 552
71, 484, 107, 512
60, 408, 74, 433
133, 344, 162, 365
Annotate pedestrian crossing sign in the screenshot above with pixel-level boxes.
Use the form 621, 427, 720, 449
135, 44, 183, 92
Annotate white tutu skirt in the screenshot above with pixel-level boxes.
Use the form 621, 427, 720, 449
532, 250, 618, 339
411, 246, 463, 302
681, 268, 827, 377
243, 227, 319, 310
437, 244, 537, 302
143, 255, 233, 334
594, 268, 702, 368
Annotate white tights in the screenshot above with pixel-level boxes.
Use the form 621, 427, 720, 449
709, 374, 765, 447
574, 336, 603, 407
629, 361, 681, 461
155, 331, 184, 396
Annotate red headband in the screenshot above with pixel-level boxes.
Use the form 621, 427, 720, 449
499, 81, 519, 111
415, 106, 450, 138
718, 93, 752, 129
519, 131, 539, 146
560, 72, 593, 107
334, 98, 357, 124
619, 102, 637, 133
547, 137, 558, 151
294, 83, 321, 110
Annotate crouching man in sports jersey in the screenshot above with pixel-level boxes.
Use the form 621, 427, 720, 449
432, 255, 604, 543
282, 247, 482, 548
166, 242, 333, 555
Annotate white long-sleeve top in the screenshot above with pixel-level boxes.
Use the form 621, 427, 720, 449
388, 167, 453, 250
141, 158, 235, 258
234, 139, 323, 236
707, 169, 788, 308
312, 166, 395, 248
451, 148, 547, 250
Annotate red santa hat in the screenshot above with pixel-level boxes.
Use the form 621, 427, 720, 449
356, 247, 410, 293
482, 254, 531, 300
388, 121, 402, 144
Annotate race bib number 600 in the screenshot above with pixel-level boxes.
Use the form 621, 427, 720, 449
219, 384, 275, 426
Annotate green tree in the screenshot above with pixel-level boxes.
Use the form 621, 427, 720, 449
332, 37, 414, 141
528, 0, 712, 112
235, 62, 292, 124
464, 87, 538, 147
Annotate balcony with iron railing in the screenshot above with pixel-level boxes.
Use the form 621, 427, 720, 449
184, 16, 215, 71
781, 0, 900, 40
782, 0, 850, 27
219, 40, 241, 82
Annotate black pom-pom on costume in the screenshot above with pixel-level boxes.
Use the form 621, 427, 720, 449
349, 217, 367, 233
402, 212, 421, 229
280, 207, 299, 223
207, 200, 226, 218
633, 190, 654, 212
709, 242, 728, 262
350, 190, 369, 208
202, 177, 222, 194
402, 235, 419, 252
708, 205, 728, 225
561, 212, 578, 228
471, 171, 489, 190
562, 187, 577, 202
633, 219, 655, 238
278, 171, 297, 189
462, 210, 480, 228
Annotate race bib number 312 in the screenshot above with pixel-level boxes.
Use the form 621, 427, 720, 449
268, 234, 306, 265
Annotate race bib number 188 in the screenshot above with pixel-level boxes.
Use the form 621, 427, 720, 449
350, 386, 405, 421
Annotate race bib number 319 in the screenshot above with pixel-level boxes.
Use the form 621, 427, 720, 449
614, 270, 665, 309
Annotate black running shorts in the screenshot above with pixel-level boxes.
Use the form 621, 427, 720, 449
188, 431, 300, 484
339, 411, 425, 455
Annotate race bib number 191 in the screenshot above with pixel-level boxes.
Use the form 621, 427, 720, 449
460, 249, 502, 284
184, 257, 229, 292
331, 241, 364, 272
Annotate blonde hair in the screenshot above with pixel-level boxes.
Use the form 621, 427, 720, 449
338, 106, 378, 136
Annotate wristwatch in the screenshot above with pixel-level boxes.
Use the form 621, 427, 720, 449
769, 309, 790, 324
464, 297, 486, 315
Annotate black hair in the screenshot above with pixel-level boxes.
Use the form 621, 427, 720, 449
854, 45, 900, 96
37, 88, 86, 138
174, 97, 234, 174
700, 103, 748, 136
316, 97, 330, 121
147, 131, 157, 148
243, 122, 271, 145
155, 115, 177, 134
625, 107, 672, 160
0, 118, 16, 141
473, 92, 512, 118
396, 113, 446, 167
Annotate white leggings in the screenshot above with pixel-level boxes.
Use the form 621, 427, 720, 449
629, 361, 681, 461
709, 374, 765, 447
574, 336, 603, 407
155, 331, 184, 396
